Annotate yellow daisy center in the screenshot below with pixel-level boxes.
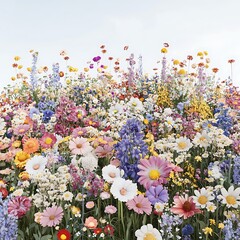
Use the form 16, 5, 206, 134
149, 169, 160, 180
45, 137, 53, 145
60, 234, 67, 240
113, 109, 118, 114
226, 195, 236, 205
132, 102, 137, 107
178, 141, 187, 149
144, 233, 157, 240
198, 195, 208, 204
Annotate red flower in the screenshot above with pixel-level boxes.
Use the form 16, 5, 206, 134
57, 229, 71, 240
187, 55, 193, 60
94, 228, 103, 235
228, 59, 235, 63
104, 224, 114, 236
0, 187, 8, 199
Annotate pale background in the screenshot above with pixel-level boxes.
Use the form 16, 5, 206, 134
1, 0, 240, 90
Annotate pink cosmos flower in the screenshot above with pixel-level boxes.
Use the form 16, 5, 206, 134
126, 195, 152, 215
171, 195, 201, 219
104, 205, 117, 214
8, 196, 32, 218
40, 132, 57, 149
69, 137, 93, 155
40, 206, 64, 227
71, 127, 87, 138
13, 124, 30, 136
137, 156, 172, 189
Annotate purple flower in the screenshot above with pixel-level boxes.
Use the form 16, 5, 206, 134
146, 185, 169, 205
89, 63, 94, 69
92, 56, 101, 62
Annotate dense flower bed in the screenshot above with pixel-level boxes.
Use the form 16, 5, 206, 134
0, 45, 240, 240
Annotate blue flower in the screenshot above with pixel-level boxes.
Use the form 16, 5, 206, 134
146, 185, 169, 205
233, 156, 240, 185
43, 109, 54, 123
29, 107, 40, 118
182, 224, 194, 236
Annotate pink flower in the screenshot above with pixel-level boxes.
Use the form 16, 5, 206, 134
69, 137, 93, 155
100, 191, 111, 200
104, 205, 117, 214
171, 195, 201, 219
86, 201, 95, 209
40, 206, 64, 227
95, 145, 113, 158
8, 196, 32, 218
71, 127, 87, 138
137, 156, 172, 189
40, 132, 57, 149
126, 195, 152, 215
84, 216, 98, 229
13, 124, 30, 136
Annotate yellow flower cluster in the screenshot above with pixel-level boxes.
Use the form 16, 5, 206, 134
157, 86, 172, 108
145, 132, 158, 156
186, 97, 213, 119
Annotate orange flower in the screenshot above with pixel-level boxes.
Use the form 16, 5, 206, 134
23, 138, 39, 154
212, 68, 219, 73
19, 171, 30, 181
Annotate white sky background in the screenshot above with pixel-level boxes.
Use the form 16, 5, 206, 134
1, 0, 240, 90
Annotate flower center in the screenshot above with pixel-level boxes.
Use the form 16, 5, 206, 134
136, 203, 142, 208
60, 234, 67, 240
113, 109, 118, 114
149, 169, 160, 180
78, 131, 83, 135
120, 188, 127, 196
182, 201, 192, 212
49, 215, 55, 220
226, 195, 236, 205
76, 143, 82, 148
144, 233, 157, 240
178, 141, 187, 149
18, 153, 27, 161
200, 136, 206, 141
109, 172, 116, 178
132, 102, 137, 107
19, 128, 25, 133
33, 164, 40, 170
198, 195, 208, 205
88, 222, 95, 228
45, 137, 53, 145
27, 142, 34, 148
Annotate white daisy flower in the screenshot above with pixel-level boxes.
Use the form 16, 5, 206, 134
135, 224, 162, 240
174, 136, 193, 152
128, 97, 143, 111
102, 165, 121, 183
109, 103, 124, 115
206, 202, 217, 212
219, 186, 240, 208
193, 131, 211, 148
192, 188, 215, 208
110, 178, 137, 202
25, 155, 48, 176
62, 191, 73, 202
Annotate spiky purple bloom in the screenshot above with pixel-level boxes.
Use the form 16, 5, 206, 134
233, 156, 240, 185
146, 185, 169, 205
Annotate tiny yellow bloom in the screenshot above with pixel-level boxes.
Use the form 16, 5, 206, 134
71, 206, 80, 215
209, 219, 216, 225
173, 59, 180, 65
10, 186, 15, 191
27, 67, 32, 72
203, 227, 213, 236
218, 223, 224, 229
197, 52, 203, 57
204, 51, 208, 56
84, 67, 89, 72
18, 65, 23, 69
66, 79, 71, 84
143, 119, 149, 125
178, 69, 186, 75
195, 156, 202, 162
103, 65, 108, 69
161, 48, 168, 53
11, 76, 16, 81
14, 56, 20, 61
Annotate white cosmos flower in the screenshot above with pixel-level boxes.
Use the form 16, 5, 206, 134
219, 186, 240, 208
192, 188, 215, 208
110, 178, 137, 202
25, 155, 48, 176
193, 131, 211, 148
102, 165, 121, 183
128, 97, 143, 111
174, 136, 193, 152
135, 224, 162, 240
109, 103, 124, 115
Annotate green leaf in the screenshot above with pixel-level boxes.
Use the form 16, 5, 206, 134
40, 235, 53, 240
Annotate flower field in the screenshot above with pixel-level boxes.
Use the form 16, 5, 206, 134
0, 45, 240, 240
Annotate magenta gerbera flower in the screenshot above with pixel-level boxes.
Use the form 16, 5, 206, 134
126, 194, 152, 215
137, 156, 172, 189
40, 206, 64, 227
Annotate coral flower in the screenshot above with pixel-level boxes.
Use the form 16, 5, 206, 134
40, 132, 57, 149
84, 216, 98, 229
171, 195, 201, 219
40, 206, 63, 227
137, 156, 172, 189
23, 138, 39, 154
57, 229, 71, 240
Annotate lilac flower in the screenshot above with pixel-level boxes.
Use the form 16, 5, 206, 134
161, 56, 167, 82
146, 185, 169, 205
0, 196, 18, 240
233, 156, 240, 185
29, 107, 40, 118
49, 63, 61, 88
223, 216, 240, 240
30, 52, 38, 90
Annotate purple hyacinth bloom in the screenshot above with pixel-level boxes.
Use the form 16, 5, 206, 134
146, 185, 169, 205
92, 56, 101, 62
89, 63, 94, 69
